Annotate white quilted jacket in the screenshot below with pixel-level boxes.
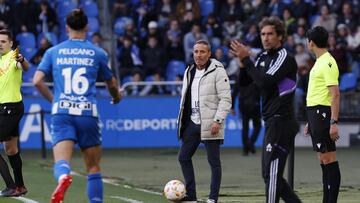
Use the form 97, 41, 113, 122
177, 59, 232, 140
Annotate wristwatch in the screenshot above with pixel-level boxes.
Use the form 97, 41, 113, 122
330, 119, 338, 125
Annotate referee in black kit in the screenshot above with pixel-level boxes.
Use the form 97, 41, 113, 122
305, 26, 341, 203
230, 16, 301, 203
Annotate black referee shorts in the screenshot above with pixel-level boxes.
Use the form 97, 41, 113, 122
307, 105, 336, 153
0, 101, 24, 142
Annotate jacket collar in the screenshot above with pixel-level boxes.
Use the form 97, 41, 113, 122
194, 59, 211, 71
266, 46, 283, 55
192, 59, 217, 73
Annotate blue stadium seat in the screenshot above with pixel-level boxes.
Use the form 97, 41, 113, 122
21, 63, 39, 96
59, 32, 69, 42
16, 32, 36, 48
351, 63, 360, 78
166, 60, 186, 81
79, 0, 93, 5
122, 75, 133, 84
81, 0, 99, 17
113, 17, 132, 36
37, 32, 58, 47
86, 32, 93, 41
339, 72, 357, 91
56, 0, 77, 18
21, 47, 37, 60
145, 75, 154, 81
199, 0, 214, 17
309, 14, 320, 25
22, 63, 37, 82
88, 17, 99, 33
56, 17, 67, 35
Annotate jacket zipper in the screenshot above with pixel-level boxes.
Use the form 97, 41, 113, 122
197, 68, 216, 126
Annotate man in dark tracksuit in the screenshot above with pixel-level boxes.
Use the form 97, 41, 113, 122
230, 17, 302, 203
231, 69, 261, 155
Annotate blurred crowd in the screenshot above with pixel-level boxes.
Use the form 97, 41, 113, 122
111, 0, 360, 97
1, 0, 360, 101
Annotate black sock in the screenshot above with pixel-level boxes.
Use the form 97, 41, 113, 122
8, 152, 24, 187
321, 164, 329, 203
326, 161, 341, 203
0, 154, 16, 189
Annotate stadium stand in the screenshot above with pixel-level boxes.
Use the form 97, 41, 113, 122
199, 0, 214, 17
81, 0, 99, 18
16, 32, 36, 48
339, 72, 358, 91
166, 60, 186, 81
56, 0, 77, 18
0, 0, 357, 116
37, 32, 58, 47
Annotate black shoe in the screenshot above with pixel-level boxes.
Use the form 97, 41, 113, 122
250, 145, 256, 154
177, 195, 197, 202
0, 187, 18, 197
243, 144, 249, 156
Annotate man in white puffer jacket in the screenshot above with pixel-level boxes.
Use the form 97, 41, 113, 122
177, 40, 232, 203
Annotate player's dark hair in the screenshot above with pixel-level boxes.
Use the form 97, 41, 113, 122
195, 40, 211, 52
306, 26, 329, 48
259, 16, 286, 44
0, 29, 13, 41
66, 9, 88, 31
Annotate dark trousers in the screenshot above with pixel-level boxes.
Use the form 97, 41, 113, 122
262, 116, 301, 203
178, 121, 221, 201
241, 111, 261, 152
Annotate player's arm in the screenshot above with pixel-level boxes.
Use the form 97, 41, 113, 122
15, 53, 29, 71
329, 85, 340, 121
244, 55, 296, 88
230, 40, 271, 88
105, 76, 122, 104
230, 39, 296, 88
33, 70, 53, 102
328, 85, 340, 141
231, 75, 239, 115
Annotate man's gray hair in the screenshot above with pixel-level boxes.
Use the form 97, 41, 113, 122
195, 40, 211, 51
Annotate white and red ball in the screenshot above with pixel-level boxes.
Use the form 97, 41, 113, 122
163, 180, 186, 201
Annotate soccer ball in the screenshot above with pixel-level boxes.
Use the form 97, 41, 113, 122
163, 180, 186, 201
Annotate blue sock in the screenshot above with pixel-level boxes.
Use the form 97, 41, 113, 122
53, 160, 71, 182
87, 173, 103, 203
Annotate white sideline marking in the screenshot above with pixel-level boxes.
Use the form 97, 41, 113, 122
12, 196, 40, 203
102, 178, 120, 186
110, 195, 144, 203
123, 184, 162, 195
71, 171, 162, 195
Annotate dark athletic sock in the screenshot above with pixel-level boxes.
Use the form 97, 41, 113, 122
0, 154, 16, 188
321, 164, 329, 203
8, 152, 24, 187
326, 161, 341, 203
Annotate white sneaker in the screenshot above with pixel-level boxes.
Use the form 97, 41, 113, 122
207, 199, 216, 203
